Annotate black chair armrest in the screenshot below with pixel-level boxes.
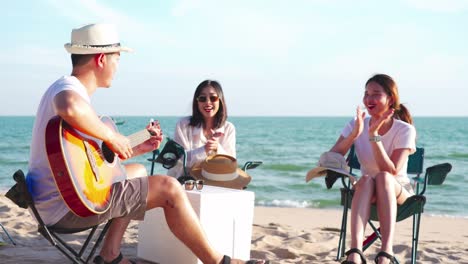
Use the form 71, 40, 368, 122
426, 163, 452, 185
242, 161, 263, 171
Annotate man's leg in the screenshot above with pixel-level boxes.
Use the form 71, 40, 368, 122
146, 176, 268, 264
100, 163, 266, 264
98, 217, 133, 264
97, 163, 148, 263
124, 163, 148, 178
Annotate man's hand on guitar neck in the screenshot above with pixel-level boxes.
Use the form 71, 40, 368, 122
103, 119, 163, 160
133, 119, 164, 156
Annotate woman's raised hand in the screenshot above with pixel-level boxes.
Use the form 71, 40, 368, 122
369, 108, 394, 136
350, 106, 366, 140
205, 129, 223, 155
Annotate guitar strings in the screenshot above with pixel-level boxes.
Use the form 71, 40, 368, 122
127, 129, 153, 146
87, 129, 154, 157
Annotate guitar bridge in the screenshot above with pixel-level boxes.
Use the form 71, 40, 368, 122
83, 140, 100, 182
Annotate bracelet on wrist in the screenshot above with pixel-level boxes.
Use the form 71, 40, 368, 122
369, 135, 381, 142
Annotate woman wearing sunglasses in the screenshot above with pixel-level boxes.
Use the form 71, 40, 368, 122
168, 79, 236, 178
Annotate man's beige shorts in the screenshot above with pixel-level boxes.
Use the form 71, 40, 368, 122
53, 176, 149, 229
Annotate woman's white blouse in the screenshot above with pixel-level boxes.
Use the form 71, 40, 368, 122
167, 116, 236, 178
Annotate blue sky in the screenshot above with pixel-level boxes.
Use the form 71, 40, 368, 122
1, 0, 467, 116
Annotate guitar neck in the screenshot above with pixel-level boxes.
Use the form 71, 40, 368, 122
128, 129, 153, 148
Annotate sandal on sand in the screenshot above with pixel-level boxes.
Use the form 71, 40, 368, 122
341, 248, 367, 264
221, 255, 270, 264
374, 251, 396, 264
93, 252, 136, 264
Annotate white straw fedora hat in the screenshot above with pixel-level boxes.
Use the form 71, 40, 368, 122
190, 154, 251, 189
305, 151, 356, 183
64, 23, 132, 54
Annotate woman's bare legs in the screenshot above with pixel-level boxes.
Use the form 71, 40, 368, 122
374, 172, 410, 264
347, 175, 375, 263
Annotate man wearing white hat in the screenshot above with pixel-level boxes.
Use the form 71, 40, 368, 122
26, 23, 268, 264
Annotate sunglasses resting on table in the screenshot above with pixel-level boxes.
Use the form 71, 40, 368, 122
196, 95, 219, 103
184, 180, 204, 191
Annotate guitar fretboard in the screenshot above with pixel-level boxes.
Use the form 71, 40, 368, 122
127, 129, 153, 147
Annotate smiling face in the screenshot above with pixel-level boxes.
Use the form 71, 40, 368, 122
363, 81, 393, 117
197, 85, 220, 121
190, 80, 227, 129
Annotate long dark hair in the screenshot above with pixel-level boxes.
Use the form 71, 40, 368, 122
366, 74, 413, 125
189, 80, 228, 129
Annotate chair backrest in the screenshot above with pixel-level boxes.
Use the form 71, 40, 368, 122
407, 148, 424, 175
155, 138, 187, 170
153, 138, 193, 184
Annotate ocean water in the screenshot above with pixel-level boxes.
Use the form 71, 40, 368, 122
1, 116, 467, 217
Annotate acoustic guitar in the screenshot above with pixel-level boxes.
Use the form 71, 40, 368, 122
45, 115, 153, 217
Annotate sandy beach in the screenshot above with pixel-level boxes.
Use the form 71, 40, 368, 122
1, 195, 467, 264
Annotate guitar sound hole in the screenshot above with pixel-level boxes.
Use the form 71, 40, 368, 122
102, 143, 115, 163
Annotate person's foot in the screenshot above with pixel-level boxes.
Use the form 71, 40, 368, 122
342, 248, 366, 264
94, 252, 135, 264
221, 255, 269, 264
376, 257, 390, 264
347, 252, 363, 263
375, 251, 395, 264
233, 259, 268, 264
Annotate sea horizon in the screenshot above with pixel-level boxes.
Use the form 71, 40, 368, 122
1, 115, 468, 117
1, 116, 467, 218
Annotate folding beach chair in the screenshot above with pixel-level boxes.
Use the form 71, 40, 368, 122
148, 138, 263, 184
0, 222, 15, 245
5, 169, 111, 264
335, 146, 452, 264
147, 138, 189, 182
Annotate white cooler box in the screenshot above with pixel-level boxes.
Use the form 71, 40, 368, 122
137, 185, 255, 264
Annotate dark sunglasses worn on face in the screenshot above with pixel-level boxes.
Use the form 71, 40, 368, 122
184, 180, 204, 190
197, 95, 219, 103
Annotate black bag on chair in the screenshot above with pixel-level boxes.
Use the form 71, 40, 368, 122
6, 170, 31, 209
